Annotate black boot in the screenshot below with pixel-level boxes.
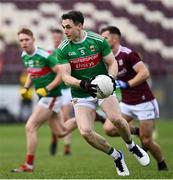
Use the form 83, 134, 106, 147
158, 160, 168, 171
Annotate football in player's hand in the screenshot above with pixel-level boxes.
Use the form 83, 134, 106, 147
91, 75, 115, 99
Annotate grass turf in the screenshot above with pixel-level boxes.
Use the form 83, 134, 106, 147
0, 120, 172, 179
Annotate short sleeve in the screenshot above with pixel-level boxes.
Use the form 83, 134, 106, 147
128, 52, 142, 67
46, 54, 59, 68
54, 48, 69, 64
101, 39, 112, 57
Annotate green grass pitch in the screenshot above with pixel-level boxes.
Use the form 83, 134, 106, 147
0, 120, 172, 179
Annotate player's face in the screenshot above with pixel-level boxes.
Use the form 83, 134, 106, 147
52, 32, 63, 48
101, 31, 119, 49
62, 19, 82, 41
101, 31, 114, 48
18, 33, 35, 54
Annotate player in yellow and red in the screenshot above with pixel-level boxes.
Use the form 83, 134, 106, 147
11, 28, 76, 173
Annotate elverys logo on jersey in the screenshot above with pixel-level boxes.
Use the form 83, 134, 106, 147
70, 53, 101, 70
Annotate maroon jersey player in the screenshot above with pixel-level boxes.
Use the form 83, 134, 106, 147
116, 49, 154, 105
101, 26, 168, 171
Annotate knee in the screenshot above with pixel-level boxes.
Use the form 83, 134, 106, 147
108, 115, 127, 129
51, 127, 68, 138
25, 122, 35, 134
55, 131, 65, 138
79, 127, 93, 141
103, 123, 119, 137
63, 115, 69, 122
140, 136, 152, 148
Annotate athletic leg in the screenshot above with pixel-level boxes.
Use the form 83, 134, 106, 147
11, 105, 53, 172
100, 95, 150, 166
62, 104, 73, 155
139, 120, 168, 170
74, 104, 129, 176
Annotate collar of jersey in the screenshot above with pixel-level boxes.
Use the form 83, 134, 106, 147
72, 30, 87, 44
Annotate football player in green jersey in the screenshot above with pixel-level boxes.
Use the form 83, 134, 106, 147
50, 29, 106, 156
55, 11, 150, 176
11, 28, 76, 173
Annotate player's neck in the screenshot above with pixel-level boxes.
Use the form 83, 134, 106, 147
112, 44, 120, 56
73, 30, 86, 43
112, 46, 118, 54
26, 46, 36, 55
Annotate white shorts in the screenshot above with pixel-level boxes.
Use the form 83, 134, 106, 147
61, 88, 72, 106
120, 99, 159, 120
38, 96, 62, 113
72, 94, 116, 110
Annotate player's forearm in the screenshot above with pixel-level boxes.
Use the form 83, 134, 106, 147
46, 74, 62, 91
104, 53, 118, 79
107, 60, 118, 79
62, 74, 81, 88
128, 70, 149, 87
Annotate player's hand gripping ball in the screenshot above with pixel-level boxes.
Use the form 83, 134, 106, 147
91, 75, 115, 99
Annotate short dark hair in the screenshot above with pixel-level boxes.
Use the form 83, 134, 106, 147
62, 11, 84, 25
17, 28, 34, 37
100, 26, 121, 37
51, 28, 63, 34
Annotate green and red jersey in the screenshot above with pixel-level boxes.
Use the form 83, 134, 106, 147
51, 49, 69, 90
21, 47, 61, 97
54, 30, 111, 98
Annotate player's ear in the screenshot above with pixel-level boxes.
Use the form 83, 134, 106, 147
78, 23, 83, 30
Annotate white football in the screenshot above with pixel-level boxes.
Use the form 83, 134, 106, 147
91, 75, 114, 99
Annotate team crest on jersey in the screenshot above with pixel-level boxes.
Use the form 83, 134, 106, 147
90, 45, 95, 52
118, 59, 123, 66
35, 60, 40, 66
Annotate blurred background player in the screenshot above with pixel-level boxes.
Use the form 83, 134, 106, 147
12, 28, 75, 173
50, 29, 74, 155
101, 26, 168, 171
18, 70, 33, 122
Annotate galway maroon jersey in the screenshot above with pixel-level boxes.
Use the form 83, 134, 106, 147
115, 45, 154, 105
